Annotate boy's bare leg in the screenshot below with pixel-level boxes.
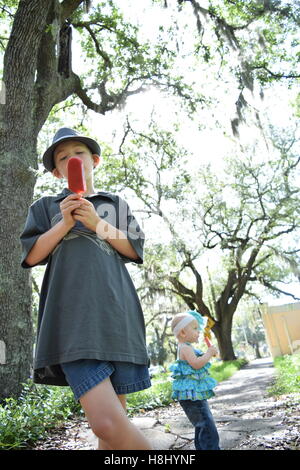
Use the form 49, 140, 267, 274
97, 394, 126, 450
80, 377, 152, 450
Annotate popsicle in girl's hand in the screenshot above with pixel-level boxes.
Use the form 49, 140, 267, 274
204, 336, 218, 356
67, 157, 86, 195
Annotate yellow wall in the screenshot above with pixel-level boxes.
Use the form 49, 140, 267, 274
262, 302, 300, 358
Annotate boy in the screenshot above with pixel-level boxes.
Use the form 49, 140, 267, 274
20, 127, 152, 450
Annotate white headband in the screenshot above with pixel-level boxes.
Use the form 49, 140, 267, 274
172, 315, 195, 336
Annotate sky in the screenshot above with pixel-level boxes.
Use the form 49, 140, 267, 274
72, 0, 299, 168
69, 0, 300, 307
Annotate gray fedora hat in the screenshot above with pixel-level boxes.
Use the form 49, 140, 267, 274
42, 127, 101, 172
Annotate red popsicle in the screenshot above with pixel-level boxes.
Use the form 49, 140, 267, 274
67, 157, 86, 194
205, 336, 217, 357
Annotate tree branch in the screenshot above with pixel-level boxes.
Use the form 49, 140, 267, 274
75, 22, 113, 69
252, 65, 300, 80
60, 0, 84, 21
74, 74, 148, 114
259, 279, 300, 301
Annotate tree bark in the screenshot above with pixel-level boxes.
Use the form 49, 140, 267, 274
0, 0, 55, 399
0, 0, 87, 400
212, 315, 236, 361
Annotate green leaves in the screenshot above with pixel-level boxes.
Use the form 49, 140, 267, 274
72, 3, 175, 97
269, 352, 300, 396
0, 381, 81, 449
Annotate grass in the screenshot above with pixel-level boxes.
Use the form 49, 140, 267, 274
268, 352, 300, 397
0, 358, 247, 450
127, 380, 173, 416
210, 358, 247, 383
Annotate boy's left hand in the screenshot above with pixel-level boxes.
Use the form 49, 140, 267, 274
72, 199, 100, 232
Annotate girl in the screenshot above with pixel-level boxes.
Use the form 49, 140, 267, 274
20, 127, 152, 450
169, 310, 220, 450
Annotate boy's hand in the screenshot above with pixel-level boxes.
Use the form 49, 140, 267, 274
60, 194, 83, 229
72, 199, 100, 232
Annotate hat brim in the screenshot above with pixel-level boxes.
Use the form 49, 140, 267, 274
42, 135, 101, 172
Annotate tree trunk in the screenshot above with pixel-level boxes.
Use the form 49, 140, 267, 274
0, 0, 53, 399
254, 342, 262, 359
0, 148, 36, 399
213, 314, 237, 361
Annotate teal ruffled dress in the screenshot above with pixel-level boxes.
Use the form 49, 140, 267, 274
169, 345, 218, 401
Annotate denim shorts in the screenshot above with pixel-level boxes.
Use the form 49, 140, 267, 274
61, 359, 151, 401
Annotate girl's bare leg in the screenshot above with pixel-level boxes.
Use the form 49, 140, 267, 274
80, 377, 152, 450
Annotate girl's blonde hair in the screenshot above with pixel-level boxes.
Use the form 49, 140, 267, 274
171, 313, 189, 331
171, 313, 195, 337
171, 310, 206, 337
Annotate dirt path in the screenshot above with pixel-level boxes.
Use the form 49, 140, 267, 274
209, 357, 300, 450
32, 357, 300, 450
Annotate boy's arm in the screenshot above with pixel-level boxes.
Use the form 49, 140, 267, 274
72, 199, 140, 260
96, 218, 139, 260
25, 194, 82, 267
25, 219, 74, 266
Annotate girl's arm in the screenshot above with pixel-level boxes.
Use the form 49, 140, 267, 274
180, 344, 217, 370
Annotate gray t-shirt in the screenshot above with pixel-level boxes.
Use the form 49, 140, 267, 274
20, 188, 148, 386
